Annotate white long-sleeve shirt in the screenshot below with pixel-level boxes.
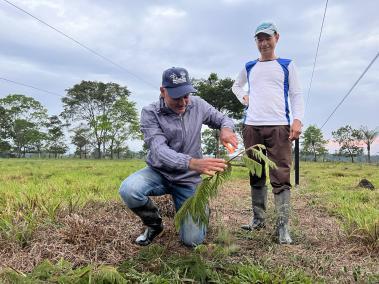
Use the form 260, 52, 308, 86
232, 58, 304, 126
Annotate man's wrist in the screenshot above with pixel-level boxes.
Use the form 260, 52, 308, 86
221, 127, 234, 132
293, 119, 303, 126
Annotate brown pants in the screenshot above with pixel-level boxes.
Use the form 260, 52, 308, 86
242, 125, 292, 194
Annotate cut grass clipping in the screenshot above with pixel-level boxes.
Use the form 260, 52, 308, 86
174, 144, 277, 230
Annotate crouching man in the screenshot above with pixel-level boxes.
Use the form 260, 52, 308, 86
119, 67, 238, 246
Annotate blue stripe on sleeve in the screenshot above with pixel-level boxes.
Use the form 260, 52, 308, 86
243, 60, 258, 124
245, 59, 258, 94
277, 58, 291, 125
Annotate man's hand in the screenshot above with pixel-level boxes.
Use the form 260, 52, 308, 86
289, 119, 302, 141
220, 128, 238, 149
189, 158, 227, 176
242, 95, 249, 106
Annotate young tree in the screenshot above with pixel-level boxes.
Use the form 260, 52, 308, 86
195, 73, 244, 157
301, 125, 328, 161
61, 81, 139, 159
359, 126, 379, 163
332, 125, 363, 163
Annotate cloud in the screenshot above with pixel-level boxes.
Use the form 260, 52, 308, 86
148, 6, 186, 18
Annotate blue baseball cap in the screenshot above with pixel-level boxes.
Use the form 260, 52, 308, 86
255, 22, 278, 37
162, 67, 197, 99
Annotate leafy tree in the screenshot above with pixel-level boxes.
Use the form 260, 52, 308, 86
194, 73, 244, 119
71, 125, 91, 159
61, 81, 139, 159
0, 95, 48, 157
202, 128, 227, 157
195, 73, 243, 157
113, 143, 129, 159
46, 115, 68, 158
0, 106, 9, 139
0, 141, 11, 154
0, 106, 11, 153
301, 125, 328, 161
12, 119, 43, 157
359, 126, 379, 163
106, 98, 140, 159
332, 125, 363, 163
29, 130, 47, 158
0, 94, 48, 123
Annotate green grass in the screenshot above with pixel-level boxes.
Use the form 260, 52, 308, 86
0, 159, 145, 203
299, 161, 379, 247
0, 159, 145, 246
0, 243, 317, 283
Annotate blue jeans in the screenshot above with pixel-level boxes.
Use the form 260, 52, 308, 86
119, 167, 207, 246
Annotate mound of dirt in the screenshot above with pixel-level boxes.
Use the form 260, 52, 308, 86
358, 178, 375, 190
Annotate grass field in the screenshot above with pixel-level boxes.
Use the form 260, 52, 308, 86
0, 159, 378, 283
299, 162, 379, 248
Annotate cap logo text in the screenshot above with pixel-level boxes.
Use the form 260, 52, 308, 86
170, 71, 187, 84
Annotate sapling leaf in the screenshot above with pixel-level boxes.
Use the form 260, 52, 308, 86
174, 144, 276, 231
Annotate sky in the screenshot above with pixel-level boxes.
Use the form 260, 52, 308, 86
0, 0, 378, 154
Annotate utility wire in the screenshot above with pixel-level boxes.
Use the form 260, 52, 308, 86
320, 51, 379, 130
0, 76, 63, 98
2, 0, 156, 89
305, 0, 328, 114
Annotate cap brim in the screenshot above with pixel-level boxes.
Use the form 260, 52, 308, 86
255, 29, 276, 36
166, 84, 197, 99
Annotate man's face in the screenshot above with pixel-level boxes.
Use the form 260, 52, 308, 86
160, 87, 190, 114
255, 32, 279, 57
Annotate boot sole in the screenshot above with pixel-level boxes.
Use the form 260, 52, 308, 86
241, 224, 266, 231
135, 227, 164, 246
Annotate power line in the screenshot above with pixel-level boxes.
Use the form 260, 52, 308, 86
2, 0, 156, 89
320, 51, 379, 130
304, 0, 328, 114
0, 76, 63, 98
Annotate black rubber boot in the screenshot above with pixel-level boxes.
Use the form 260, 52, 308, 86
241, 186, 267, 231
274, 190, 293, 244
130, 198, 163, 246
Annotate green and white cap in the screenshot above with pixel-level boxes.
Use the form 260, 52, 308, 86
255, 22, 278, 37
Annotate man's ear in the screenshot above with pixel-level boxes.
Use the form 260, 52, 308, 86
160, 87, 165, 97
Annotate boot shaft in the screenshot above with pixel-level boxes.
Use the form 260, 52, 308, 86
130, 198, 162, 227
251, 186, 267, 220
274, 189, 291, 222
130, 198, 163, 245
274, 190, 292, 244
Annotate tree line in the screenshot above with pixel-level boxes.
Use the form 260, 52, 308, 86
301, 125, 378, 163
0, 81, 140, 159
1, 75, 377, 162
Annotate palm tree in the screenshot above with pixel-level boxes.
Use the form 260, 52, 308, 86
360, 126, 379, 163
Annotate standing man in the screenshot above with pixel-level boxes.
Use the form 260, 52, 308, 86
232, 22, 304, 244
120, 67, 238, 247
